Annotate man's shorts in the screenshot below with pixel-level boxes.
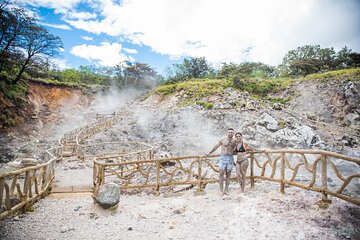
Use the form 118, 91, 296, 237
219, 154, 234, 171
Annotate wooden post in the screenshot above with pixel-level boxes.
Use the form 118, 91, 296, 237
156, 161, 160, 195
250, 153, 254, 188
321, 154, 329, 203
0, 178, 4, 210
280, 153, 285, 194
197, 157, 203, 192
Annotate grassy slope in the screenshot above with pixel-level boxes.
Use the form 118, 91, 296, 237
152, 68, 360, 108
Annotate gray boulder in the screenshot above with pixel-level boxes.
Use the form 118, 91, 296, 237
93, 183, 120, 209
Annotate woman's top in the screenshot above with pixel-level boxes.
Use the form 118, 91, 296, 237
235, 143, 246, 153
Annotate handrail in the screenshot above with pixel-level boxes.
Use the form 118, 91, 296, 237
93, 150, 360, 205
0, 146, 61, 220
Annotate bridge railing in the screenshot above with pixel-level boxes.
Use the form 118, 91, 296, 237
93, 150, 360, 205
0, 146, 61, 220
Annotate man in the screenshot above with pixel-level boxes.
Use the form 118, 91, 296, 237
206, 128, 237, 195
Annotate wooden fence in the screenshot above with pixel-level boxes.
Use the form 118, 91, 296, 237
0, 146, 61, 220
93, 149, 360, 205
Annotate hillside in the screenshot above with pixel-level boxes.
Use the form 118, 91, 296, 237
139, 69, 360, 156
0, 69, 359, 166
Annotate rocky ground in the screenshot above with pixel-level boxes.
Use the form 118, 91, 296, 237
0, 181, 359, 240
0, 79, 359, 239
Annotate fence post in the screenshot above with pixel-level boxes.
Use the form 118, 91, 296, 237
280, 152, 285, 194
321, 154, 330, 203
250, 153, 254, 188
156, 160, 160, 195
197, 157, 203, 192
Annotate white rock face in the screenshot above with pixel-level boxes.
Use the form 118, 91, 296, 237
256, 113, 279, 132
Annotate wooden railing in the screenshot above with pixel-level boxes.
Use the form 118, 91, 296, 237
249, 149, 360, 205
0, 146, 61, 220
0, 111, 122, 220
93, 150, 360, 205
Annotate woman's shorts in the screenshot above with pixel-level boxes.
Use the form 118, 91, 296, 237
219, 154, 234, 171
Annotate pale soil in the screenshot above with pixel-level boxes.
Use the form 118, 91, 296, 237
0, 181, 359, 240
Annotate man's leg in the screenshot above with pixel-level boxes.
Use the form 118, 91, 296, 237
224, 170, 231, 194
219, 169, 225, 194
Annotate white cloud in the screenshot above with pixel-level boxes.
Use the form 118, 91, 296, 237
81, 36, 93, 41
15, 0, 82, 14
50, 58, 71, 70
123, 48, 138, 54
18, 0, 360, 66
64, 10, 97, 20
39, 22, 72, 30
70, 42, 130, 66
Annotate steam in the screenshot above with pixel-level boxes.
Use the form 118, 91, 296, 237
132, 107, 223, 156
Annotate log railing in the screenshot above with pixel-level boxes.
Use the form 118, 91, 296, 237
93, 150, 360, 205
0, 146, 61, 220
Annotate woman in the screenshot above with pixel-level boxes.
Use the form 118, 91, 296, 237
234, 132, 253, 193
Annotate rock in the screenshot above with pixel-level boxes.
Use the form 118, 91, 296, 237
273, 103, 282, 110
173, 207, 186, 214
93, 182, 120, 209
257, 113, 279, 132
20, 158, 39, 167
343, 113, 360, 126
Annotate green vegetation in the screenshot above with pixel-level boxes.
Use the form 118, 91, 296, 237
232, 77, 294, 96
195, 101, 214, 109
155, 79, 231, 97
301, 68, 360, 82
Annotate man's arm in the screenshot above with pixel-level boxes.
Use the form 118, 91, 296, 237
206, 141, 222, 156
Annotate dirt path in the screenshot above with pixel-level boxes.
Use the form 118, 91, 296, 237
0, 181, 359, 240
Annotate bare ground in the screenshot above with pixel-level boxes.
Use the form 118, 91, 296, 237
0, 181, 359, 240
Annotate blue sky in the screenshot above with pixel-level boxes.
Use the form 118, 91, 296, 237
13, 0, 360, 75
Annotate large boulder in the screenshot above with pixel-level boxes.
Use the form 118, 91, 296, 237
93, 183, 120, 209
256, 113, 279, 132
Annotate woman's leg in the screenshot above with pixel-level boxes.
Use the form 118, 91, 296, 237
240, 160, 249, 191
236, 163, 242, 189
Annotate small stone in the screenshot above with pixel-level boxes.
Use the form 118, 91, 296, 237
74, 206, 82, 211
128, 227, 133, 231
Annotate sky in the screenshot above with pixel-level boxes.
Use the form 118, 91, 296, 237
12, 0, 360, 75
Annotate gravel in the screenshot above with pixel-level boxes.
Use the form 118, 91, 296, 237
1, 181, 359, 240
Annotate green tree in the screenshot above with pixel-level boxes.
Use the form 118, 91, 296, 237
165, 57, 213, 83
12, 25, 63, 84
218, 62, 275, 79
124, 62, 159, 87
281, 45, 336, 76
0, 6, 35, 71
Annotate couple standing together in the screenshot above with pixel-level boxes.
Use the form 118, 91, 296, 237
206, 128, 253, 195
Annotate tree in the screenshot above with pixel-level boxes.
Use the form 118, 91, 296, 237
0, 7, 34, 70
281, 45, 336, 76
113, 61, 131, 86
336, 46, 360, 69
12, 25, 63, 84
218, 62, 275, 79
165, 57, 213, 83
124, 62, 159, 88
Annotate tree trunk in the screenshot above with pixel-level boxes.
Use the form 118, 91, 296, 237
12, 57, 29, 84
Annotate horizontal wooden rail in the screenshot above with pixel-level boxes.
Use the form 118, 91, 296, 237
94, 150, 360, 206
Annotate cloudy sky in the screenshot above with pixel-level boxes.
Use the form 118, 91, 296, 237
14, 0, 360, 74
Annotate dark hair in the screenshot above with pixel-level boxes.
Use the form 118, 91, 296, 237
227, 128, 234, 131
235, 132, 242, 136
